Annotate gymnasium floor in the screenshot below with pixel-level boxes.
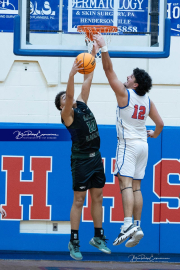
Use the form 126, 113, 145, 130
0, 260, 180, 270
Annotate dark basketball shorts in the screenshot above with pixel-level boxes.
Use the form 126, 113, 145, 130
71, 152, 106, 191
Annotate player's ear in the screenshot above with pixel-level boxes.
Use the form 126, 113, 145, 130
59, 96, 63, 110
134, 82, 138, 89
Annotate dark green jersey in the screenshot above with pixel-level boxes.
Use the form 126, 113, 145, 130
63, 101, 100, 156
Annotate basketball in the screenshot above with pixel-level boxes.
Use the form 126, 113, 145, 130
76, 53, 96, 74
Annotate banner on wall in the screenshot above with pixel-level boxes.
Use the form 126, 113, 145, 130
63, 0, 148, 34
0, 0, 180, 36
30, 0, 59, 31
167, 0, 180, 36
0, 0, 59, 32
0, 0, 18, 32
0, 129, 71, 141
63, 0, 179, 36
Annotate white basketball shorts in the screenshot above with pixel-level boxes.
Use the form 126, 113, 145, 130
114, 139, 148, 180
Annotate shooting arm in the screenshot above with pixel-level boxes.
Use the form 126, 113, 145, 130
77, 72, 94, 104
77, 41, 99, 104
61, 73, 74, 126
61, 61, 80, 126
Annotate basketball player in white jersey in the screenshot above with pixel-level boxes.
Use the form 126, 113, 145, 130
94, 34, 164, 247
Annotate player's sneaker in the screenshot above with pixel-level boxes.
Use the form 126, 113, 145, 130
125, 227, 144, 248
113, 223, 138, 246
68, 240, 83, 260
89, 235, 111, 254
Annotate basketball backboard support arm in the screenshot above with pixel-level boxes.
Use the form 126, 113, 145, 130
13, 0, 171, 58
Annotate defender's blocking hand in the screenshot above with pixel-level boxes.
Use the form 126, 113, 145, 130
93, 33, 106, 48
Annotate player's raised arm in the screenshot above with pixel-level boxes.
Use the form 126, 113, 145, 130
94, 34, 126, 99
77, 41, 99, 104
76, 73, 93, 104
61, 60, 82, 126
147, 100, 164, 138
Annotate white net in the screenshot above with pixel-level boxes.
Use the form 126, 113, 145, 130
77, 26, 118, 60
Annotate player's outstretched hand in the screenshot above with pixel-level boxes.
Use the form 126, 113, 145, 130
0, 205, 6, 218
147, 130, 156, 138
70, 59, 83, 76
93, 33, 106, 48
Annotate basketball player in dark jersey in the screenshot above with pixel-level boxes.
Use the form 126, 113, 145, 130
55, 42, 111, 260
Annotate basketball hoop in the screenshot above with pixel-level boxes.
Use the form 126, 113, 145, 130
77, 25, 118, 59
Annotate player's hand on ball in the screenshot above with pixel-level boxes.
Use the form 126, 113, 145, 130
70, 59, 83, 76
75, 53, 96, 74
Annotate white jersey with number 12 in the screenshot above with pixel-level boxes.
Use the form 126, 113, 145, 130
116, 89, 150, 142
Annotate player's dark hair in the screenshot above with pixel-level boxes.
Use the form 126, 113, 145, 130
55, 91, 66, 111
133, 68, 152, 96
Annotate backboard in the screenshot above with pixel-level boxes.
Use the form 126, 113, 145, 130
14, 0, 171, 58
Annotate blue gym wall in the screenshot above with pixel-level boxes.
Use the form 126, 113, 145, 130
0, 123, 179, 260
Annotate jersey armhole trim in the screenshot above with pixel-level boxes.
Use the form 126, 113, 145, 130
62, 109, 75, 128
76, 100, 86, 105
118, 89, 130, 109
148, 97, 151, 113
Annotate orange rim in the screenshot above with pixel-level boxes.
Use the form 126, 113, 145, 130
77, 25, 118, 41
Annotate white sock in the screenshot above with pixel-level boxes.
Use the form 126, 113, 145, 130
134, 220, 141, 227
123, 217, 132, 229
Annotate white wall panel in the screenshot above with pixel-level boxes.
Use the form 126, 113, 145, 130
146, 85, 180, 126
0, 33, 58, 86
61, 56, 148, 84
149, 37, 180, 85
0, 114, 48, 123
0, 33, 180, 126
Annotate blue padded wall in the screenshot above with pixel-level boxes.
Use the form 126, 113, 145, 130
0, 123, 178, 257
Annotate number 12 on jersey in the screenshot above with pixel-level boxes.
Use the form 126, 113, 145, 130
132, 105, 146, 120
